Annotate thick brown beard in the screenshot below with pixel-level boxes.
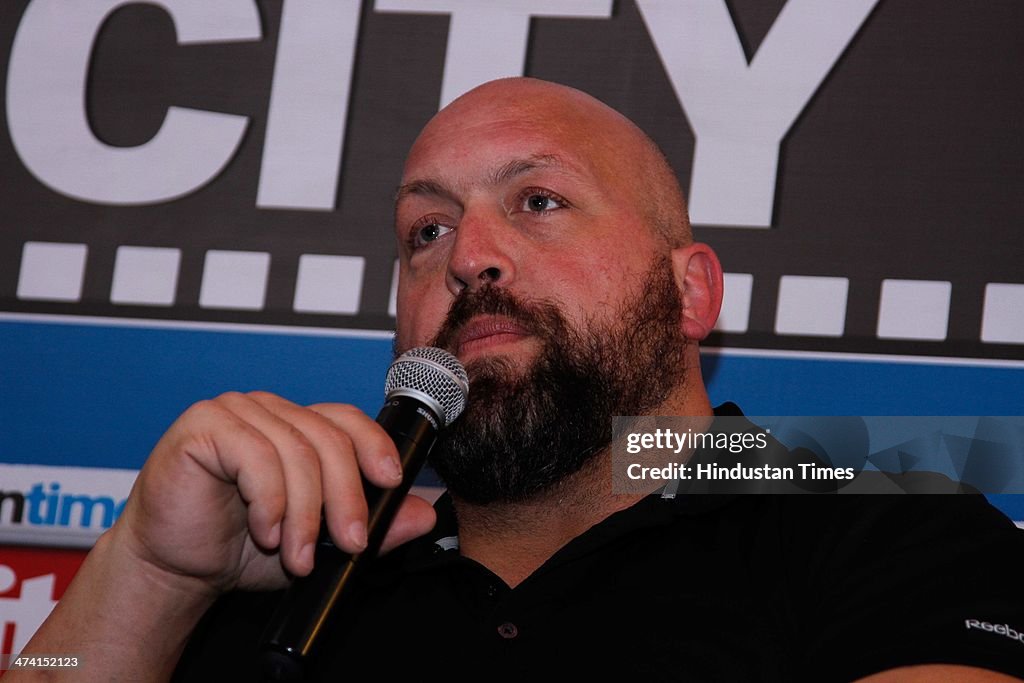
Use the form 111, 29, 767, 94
421, 256, 688, 505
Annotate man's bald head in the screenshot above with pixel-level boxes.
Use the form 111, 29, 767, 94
394, 79, 720, 502
406, 77, 692, 248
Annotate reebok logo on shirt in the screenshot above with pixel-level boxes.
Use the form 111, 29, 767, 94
966, 619, 1024, 645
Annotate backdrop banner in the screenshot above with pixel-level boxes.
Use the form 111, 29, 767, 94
1, 0, 1021, 538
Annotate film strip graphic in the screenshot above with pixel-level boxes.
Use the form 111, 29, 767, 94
6, 240, 1024, 355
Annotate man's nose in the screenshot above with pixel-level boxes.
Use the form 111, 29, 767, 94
445, 207, 517, 296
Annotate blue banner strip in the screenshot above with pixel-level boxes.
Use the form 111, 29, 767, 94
2, 320, 1021, 520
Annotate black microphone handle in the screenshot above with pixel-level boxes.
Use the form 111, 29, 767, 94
259, 395, 439, 682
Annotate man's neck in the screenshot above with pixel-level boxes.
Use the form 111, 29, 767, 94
458, 389, 720, 589
451, 454, 646, 589
452, 381, 714, 588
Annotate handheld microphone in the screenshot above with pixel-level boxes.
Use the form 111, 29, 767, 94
259, 347, 468, 681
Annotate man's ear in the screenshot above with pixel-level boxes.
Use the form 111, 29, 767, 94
670, 243, 723, 341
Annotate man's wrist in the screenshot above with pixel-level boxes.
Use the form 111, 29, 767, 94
96, 525, 222, 614
8, 528, 221, 682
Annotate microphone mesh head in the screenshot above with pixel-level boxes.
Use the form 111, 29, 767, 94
384, 347, 469, 427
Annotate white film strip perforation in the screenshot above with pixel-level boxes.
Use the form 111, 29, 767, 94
11, 243, 1024, 345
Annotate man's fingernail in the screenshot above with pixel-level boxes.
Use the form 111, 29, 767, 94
387, 456, 403, 481
300, 542, 314, 570
349, 521, 368, 550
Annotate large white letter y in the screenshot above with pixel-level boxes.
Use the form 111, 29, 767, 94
638, 0, 879, 227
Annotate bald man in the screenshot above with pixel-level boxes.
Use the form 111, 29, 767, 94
14, 79, 1024, 682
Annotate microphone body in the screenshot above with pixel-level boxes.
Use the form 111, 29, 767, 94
260, 348, 467, 681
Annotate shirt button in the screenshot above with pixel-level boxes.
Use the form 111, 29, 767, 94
497, 622, 519, 639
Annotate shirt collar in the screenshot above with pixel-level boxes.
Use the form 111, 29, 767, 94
391, 403, 752, 576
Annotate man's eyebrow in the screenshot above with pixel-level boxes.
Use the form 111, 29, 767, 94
394, 178, 453, 203
489, 154, 564, 186
394, 154, 571, 204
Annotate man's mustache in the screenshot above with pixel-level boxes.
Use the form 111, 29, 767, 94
430, 286, 559, 354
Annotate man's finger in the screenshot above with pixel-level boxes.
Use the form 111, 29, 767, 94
216, 392, 325, 576
307, 403, 404, 489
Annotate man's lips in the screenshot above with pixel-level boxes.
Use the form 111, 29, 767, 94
454, 316, 532, 357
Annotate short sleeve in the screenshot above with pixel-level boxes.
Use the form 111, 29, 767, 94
794, 494, 1024, 680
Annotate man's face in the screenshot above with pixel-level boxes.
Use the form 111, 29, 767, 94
391, 83, 688, 501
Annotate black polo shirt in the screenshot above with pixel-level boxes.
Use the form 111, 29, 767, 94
173, 414, 1024, 681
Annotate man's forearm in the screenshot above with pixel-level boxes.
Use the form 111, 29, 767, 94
5, 529, 217, 683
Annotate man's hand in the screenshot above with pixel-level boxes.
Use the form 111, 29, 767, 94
117, 391, 438, 594
9, 392, 438, 682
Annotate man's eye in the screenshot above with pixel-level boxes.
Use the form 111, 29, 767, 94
524, 193, 562, 212
412, 222, 453, 249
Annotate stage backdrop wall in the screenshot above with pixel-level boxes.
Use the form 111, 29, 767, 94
1, 0, 1022, 652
